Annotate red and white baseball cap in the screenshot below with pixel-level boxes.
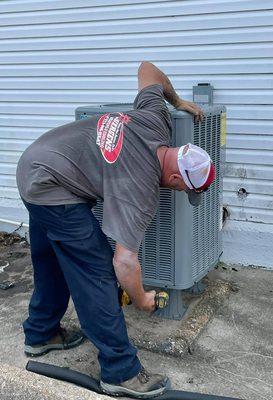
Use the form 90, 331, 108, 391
177, 143, 216, 206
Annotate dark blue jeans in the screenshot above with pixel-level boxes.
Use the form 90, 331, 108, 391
23, 201, 141, 383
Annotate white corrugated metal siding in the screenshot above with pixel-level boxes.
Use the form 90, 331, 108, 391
0, 0, 272, 267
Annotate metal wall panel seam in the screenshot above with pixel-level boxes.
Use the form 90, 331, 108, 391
0, 12, 273, 37
0, 28, 273, 51
226, 150, 273, 162
0, 60, 272, 76
1, 90, 273, 105
0, 74, 272, 88
224, 178, 273, 194
0, 0, 272, 15
0, 47, 272, 65
1, 6, 273, 27
225, 164, 273, 180
0, 0, 167, 14
228, 120, 273, 134
224, 194, 273, 209
228, 135, 273, 148
226, 206, 273, 215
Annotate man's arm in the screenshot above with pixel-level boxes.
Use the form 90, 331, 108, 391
114, 243, 156, 312
138, 61, 204, 122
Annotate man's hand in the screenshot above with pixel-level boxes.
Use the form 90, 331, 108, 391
136, 290, 156, 312
114, 243, 153, 311
176, 99, 204, 122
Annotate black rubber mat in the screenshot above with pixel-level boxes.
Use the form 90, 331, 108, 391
26, 361, 241, 400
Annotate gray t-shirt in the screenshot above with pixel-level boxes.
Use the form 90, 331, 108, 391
16, 84, 172, 251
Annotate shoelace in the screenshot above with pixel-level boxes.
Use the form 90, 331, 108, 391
138, 367, 150, 384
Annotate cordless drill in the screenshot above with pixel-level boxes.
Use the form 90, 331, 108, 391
118, 287, 169, 310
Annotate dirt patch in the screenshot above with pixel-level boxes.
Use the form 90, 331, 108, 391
0, 232, 32, 299
124, 276, 234, 357
0, 231, 25, 246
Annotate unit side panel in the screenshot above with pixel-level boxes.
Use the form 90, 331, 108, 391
191, 111, 222, 283
173, 116, 194, 289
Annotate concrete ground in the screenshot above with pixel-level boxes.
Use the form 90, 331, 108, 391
0, 233, 272, 400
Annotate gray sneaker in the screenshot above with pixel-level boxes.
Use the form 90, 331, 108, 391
24, 327, 85, 357
100, 367, 170, 398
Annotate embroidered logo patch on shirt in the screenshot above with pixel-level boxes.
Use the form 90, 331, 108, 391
96, 113, 130, 164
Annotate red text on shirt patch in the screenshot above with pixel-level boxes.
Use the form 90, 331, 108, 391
96, 113, 130, 164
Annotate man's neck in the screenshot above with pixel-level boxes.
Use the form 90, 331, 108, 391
157, 146, 180, 187
157, 146, 169, 170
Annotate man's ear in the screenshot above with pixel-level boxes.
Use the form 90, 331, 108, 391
169, 174, 188, 191
169, 173, 183, 187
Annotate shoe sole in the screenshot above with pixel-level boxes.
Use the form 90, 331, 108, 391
24, 336, 85, 357
100, 378, 170, 399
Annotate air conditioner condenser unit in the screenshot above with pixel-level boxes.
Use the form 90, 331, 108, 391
75, 98, 226, 320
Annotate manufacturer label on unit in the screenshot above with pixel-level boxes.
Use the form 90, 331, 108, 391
220, 112, 227, 147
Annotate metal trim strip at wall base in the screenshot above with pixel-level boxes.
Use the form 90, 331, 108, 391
221, 220, 273, 269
